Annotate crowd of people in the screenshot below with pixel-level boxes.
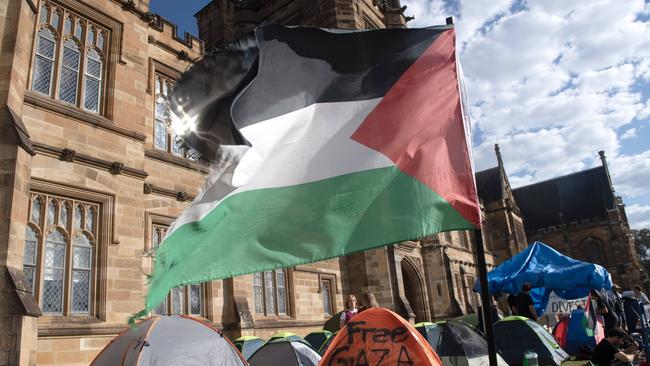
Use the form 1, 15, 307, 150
503, 283, 650, 366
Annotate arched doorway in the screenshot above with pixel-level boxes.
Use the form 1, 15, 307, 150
401, 259, 427, 323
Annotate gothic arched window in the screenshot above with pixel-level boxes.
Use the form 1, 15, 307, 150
32, 1, 109, 114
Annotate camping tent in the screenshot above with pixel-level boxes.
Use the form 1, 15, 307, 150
495, 316, 569, 366
304, 330, 331, 351
233, 336, 265, 359
473, 241, 612, 315
416, 321, 508, 366
323, 311, 343, 332
552, 306, 604, 357
318, 331, 336, 355
248, 332, 321, 366
417, 321, 507, 366
320, 308, 442, 366
91, 316, 247, 366
453, 313, 481, 333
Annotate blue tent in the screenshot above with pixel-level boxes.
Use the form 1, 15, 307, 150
473, 242, 612, 315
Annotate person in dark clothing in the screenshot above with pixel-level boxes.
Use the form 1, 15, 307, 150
507, 294, 518, 315
515, 283, 538, 321
609, 285, 627, 331
592, 328, 638, 366
592, 289, 620, 334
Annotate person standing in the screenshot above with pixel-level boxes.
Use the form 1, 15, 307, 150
515, 283, 538, 322
609, 285, 627, 331
340, 294, 359, 327
633, 286, 650, 305
591, 328, 638, 366
592, 289, 619, 335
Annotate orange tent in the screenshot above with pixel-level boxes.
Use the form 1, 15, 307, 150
320, 308, 442, 366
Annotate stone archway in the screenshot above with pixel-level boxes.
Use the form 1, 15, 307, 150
401, 258, 427, 323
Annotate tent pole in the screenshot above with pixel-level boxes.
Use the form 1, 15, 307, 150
474, 229, 498, 366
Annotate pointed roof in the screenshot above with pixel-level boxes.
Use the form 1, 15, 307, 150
512, 166, 615, 232
475, 167, 502, 203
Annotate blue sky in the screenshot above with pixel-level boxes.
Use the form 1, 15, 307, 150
149, 1, 208, 36
151, 0, 650, 229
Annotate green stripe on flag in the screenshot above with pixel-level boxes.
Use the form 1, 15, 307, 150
143, 166, 473, 313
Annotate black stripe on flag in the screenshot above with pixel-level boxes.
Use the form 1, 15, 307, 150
232, 24, 451, 129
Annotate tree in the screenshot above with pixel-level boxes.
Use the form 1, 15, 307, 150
633, 228, 650, 290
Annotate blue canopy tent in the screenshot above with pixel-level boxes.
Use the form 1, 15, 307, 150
473, 241, 612, 315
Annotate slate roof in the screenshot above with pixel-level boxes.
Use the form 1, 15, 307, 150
475, 167, 503, 203
512, 166, 615, 232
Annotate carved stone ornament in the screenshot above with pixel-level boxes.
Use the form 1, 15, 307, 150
143, 12, 159, 25
110, 161, 124, 175
60, 148, 76, 162
177, 50, 190, 61
176, 191, 188, 202
143, 183, 153, 194
122, 0, 136, 11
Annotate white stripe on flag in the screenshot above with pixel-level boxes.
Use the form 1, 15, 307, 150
167, 98, 394, 237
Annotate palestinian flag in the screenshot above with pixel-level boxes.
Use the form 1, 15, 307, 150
138, 24, 480, 317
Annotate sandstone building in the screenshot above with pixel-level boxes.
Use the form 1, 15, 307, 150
0, 0, 642, 365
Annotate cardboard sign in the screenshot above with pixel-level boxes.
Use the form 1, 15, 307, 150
545, 292, 588, 314
320, 308, 441, 366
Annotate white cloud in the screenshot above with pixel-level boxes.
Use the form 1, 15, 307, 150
610, 150, 650, 197
401, 0, 449, 28
405, 0, 650, 228
621, 128, 637, 140
627, 204, 650, 229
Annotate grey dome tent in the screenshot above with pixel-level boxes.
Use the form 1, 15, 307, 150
91, 316, 247, 366
248, 332, 321, 366
415, 321, 509, 366
494, 316, 569, 366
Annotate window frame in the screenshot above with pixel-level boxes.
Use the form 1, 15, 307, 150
319, 277, 335, 317
25, 192, 100, 317
148, 219, 206, 317
253, 269, 290, 317
28, 0, 120, 119
152, 71, 199, 161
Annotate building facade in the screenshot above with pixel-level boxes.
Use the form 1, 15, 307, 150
0, 1, 643, 365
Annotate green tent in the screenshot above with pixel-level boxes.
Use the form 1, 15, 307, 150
233, 336, 264, 360
494, 316, 568, 366
323, 311, 344, 333
416, 321, 508, 366
304, 330, 332, 351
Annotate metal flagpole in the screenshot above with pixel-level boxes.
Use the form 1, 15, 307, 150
446, 13, 497, 366
474, 229, 498, 366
